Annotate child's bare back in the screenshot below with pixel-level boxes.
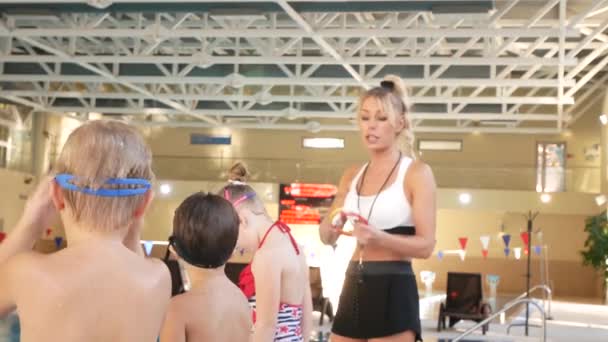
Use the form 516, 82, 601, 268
7, 244, 170, 342
162, 273, 250, 342
0, 120, 172, 342
160, 192, 252, 342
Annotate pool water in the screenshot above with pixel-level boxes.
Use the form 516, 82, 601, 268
0, 312, 20, 342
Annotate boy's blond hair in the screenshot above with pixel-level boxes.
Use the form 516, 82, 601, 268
53, 120, 153, 231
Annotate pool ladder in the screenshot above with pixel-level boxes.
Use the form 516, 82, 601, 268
452, 297, 547, 342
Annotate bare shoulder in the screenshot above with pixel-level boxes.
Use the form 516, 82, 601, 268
251, 247, 274, 269
6, 251, 46, 277
142, 257, 172, 295
226, 280, 250, 310
144, 257, 170, 274
251, 247, 284, 278
339, 164, 363, 188
224, 282, 252, 331
2, 252, 48, 299
165, 294, 188, 321
296, 244, 309, 268
405, 159, 435, 186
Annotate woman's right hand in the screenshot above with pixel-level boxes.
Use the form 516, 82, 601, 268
330, 210, 347, 230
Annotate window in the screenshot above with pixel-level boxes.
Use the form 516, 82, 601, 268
536, 142, 566, 192
0, 126, 8, 141
302, 137, 344, 149
0, 126, 8, 168
190, 134, 231, 145
0, 146, 5, 168
418, 139, 462, 151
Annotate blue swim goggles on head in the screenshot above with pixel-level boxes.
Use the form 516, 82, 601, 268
55, 173, 151, 197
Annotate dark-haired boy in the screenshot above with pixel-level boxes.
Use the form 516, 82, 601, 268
160, 193, 251, 342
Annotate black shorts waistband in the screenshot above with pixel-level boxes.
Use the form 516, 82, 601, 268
346, 260, 413, 276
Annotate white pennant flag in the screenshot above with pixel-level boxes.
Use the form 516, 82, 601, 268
514, 247, 522, 260
480, 235, 490, 250
143, 241, 154, 256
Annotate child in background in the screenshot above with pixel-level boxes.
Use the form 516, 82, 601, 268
160, 192, 251, 342
221, 162, 312, 342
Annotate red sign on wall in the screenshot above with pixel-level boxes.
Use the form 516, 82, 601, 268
279, 183, 337, 224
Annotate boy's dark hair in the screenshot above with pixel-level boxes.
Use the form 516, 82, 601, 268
171, 192, 239, 268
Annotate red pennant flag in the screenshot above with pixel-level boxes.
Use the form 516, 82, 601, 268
520, 232, 529, 246
458, 237, 468, 250
46, 228, 52, 236
524, 247, 529, 255
482, 250, 489, 258
0, 231, 6, 243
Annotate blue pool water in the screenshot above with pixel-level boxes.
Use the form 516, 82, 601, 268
0, 312, 20, 342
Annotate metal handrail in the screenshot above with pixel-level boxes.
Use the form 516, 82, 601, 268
452, 298, 547, 342
512, 284, 553, 319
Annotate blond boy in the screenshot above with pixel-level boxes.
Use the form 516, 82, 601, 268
0, 120, 171, 342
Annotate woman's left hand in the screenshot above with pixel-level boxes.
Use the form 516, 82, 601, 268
352, 221, 380, 246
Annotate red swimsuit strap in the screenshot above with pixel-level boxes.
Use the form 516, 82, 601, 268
258, 221, 300, 255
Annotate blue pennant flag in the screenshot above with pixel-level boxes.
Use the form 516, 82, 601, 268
504, 247, 510, 257
143, 241, 154, 256
54, 237, 63, 249
502, 234, 511, 247
534, 245, 542, 255
437, 250, 444, 260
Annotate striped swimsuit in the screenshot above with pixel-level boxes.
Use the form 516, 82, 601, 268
238, 221, 304, 341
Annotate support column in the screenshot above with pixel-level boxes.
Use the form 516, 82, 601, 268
601, 89, 608, 194
30, 113, 50, 178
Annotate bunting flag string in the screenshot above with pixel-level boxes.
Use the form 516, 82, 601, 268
514, 247, 522, 260
433, 233, 546, 261
458, 237, 468, 250
143, 240, 154, 256
54, 236, 63, 249
520, 232, 529, 246
480, 235, 490, 259
502, 234, 511, 247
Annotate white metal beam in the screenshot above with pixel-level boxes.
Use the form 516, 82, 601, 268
1, 54, 578, 66
2, 27, 580, 39
132, 119, 562, 135
558, 0, 566, 131
568, 0, 608, 28
0, 95, 47, 111
0, 1, 605, 135
566, 72, 608, 118
567, 91, 605, 125
566, 53, 608, 97
14, 36, 219, 125
0, 74, 575, 88
1, 91, 574, 106
38, 105, 561, 122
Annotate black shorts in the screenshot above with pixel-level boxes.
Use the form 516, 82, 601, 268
331, 261, 422, 341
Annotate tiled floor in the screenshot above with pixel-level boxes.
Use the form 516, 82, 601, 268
3, 294, 608, 341
312, 294, 608, 342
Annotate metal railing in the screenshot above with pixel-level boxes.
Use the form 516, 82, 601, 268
511, 284, 553, 319
452, 298, 547, 342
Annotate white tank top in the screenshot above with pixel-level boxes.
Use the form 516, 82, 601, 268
342, 157, 414, 229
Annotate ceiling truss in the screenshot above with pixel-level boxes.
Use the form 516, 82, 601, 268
0, 0, 607, 133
